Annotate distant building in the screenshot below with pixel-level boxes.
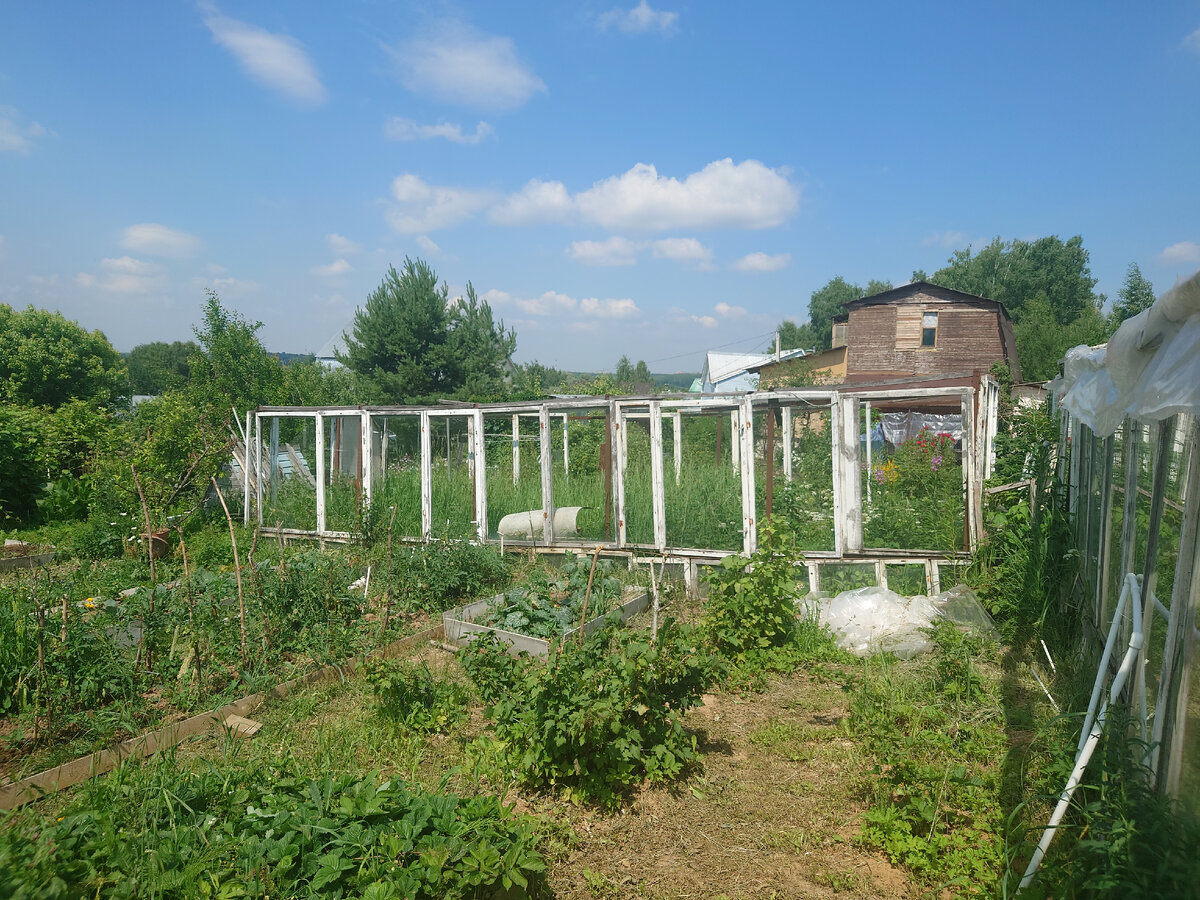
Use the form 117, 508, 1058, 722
699, 347, 808, 393
838, 281, 1020, 382
315, 330, 347, 369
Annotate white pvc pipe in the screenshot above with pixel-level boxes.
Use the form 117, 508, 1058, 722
1019, 573, 1144, 893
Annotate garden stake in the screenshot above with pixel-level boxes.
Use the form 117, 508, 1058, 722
649, 556, 661, 644
213, 477, 248, 669
60, 594, 67, 644
578, 544, 604, 647
383, 505, 397, 634
131, 463, 157, 586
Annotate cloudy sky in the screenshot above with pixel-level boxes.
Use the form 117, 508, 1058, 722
2, 2, 1199, 371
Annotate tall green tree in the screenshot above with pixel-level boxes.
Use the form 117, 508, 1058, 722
187, 291, 284, 416
126, 340, 198, 395
0, 304, 128, 408
1110, 262, 1156, 327
930, 235, 1099, 325
340, 259, 515, 402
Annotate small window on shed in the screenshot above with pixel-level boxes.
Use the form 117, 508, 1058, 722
921, 311, 938, 348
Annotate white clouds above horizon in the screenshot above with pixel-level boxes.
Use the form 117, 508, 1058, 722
715, 301, 746, 317
1183, 27, 1200, 54
733, 251, 791, 272
97, 256, 163, 294
386, 174, 495, 234
598, 1, 679, 35
0, 106, 47, 154
311, 258, 351, 277
326, 233, 361, 255
483, 288, 639, 319
121, 223, 201, 258
1161, 241, 1200, 264
489, 158, 798, 231
384, 117, 494, 144
202, 4, 327, 106
566, 235, 714, 267
416, 235, 441, 255
387, 24, 546, 112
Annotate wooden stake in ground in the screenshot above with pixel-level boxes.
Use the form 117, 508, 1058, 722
175, 525, 202, 688
382, 505, 397, 634
131, 464, 157, 585
212, 477, 248, 669
60, 594, 68, 644
578, 544, 604, 647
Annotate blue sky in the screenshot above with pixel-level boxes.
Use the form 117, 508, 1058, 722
2, 2, 1199, 372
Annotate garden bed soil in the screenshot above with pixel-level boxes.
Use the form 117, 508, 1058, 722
0, 542, 55, 571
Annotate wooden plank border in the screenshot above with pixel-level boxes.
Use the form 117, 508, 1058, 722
0, 624, 444, 811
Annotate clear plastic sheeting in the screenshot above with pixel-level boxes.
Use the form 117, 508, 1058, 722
880, 412, 962, 445
1057, 269, 1200, 438
808, 584, 997, 658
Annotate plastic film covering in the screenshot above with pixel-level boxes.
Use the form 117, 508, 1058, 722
1057, 270, 1200, 436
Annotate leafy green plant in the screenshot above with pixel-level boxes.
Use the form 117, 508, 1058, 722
361, 657, 468, 733
0, 752, 546, 899
704, 518, 801, 657
479, 620, 718, 808
479, 553, 622, 639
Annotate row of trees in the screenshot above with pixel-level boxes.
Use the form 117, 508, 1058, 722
777, 236, 1160, 381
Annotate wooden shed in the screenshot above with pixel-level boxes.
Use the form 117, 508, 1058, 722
839, 282, 1020, 383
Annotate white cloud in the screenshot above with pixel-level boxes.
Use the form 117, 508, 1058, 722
326, 233, 361, 255
1183, 27, 1200, 54
921, 230, 968, 249
388, 24, 546, 111
491, 159, 798, 231
385, 173, 494, 233
580, 297, 639, 318
202, 5, 327, 106
74, 272, 95, 287
311, 259, 351, 277
384, 117, 494, 144
416, 235, 441, 255
0, 106, 47, 154
120, 223, 201, 258
733, 251, 791, 272
689, 315, 719, 328
651, 237, 713, 266
97, 256, 162, 294
1161, 241, 1200, 264
489, 178, 575, 225
598, 1, 679, 35
715, 302, 746, 317
483, 288, 640, 318
566, 236, 640, 266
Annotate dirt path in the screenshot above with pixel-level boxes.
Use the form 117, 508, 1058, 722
546, 669, 915, 899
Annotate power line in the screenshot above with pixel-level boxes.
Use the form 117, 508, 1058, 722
643, 328, 777, 367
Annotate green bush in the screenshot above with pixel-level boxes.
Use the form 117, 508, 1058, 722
478, 620, 718, 808
0, 755, 546, 899
703, 518, 801, 657
361, 657, 469, 733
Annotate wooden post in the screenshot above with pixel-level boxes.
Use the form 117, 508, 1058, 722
614, 403, 628, 547
314, 413, 326, 534
473, 409, 488, 543
243, 410, 252, 524
830, 397, 843, 556
782, 406, 793, 483
837, 395, 862, 553
539, 405, 555, 546
739, 397, 757, 555
864, 401, 872, 507
764, 404, 775, 519
562, 413, 570, 483
730, 409, 740, 472
254, 412, 263, 527
419, 410, 432, 541
512, 413, 520, 484
650, 401, 667, 550
672, 411, 682, 485
361, 410, 372, 508
602, 406, 613, 540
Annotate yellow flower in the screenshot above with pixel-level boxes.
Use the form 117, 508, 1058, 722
84, 597, 97, 609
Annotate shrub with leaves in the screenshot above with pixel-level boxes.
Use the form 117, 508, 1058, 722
704, 518, 801, 657
0, 755, 545, 899
361, 657, 468, 733
480, 619, 718, 808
